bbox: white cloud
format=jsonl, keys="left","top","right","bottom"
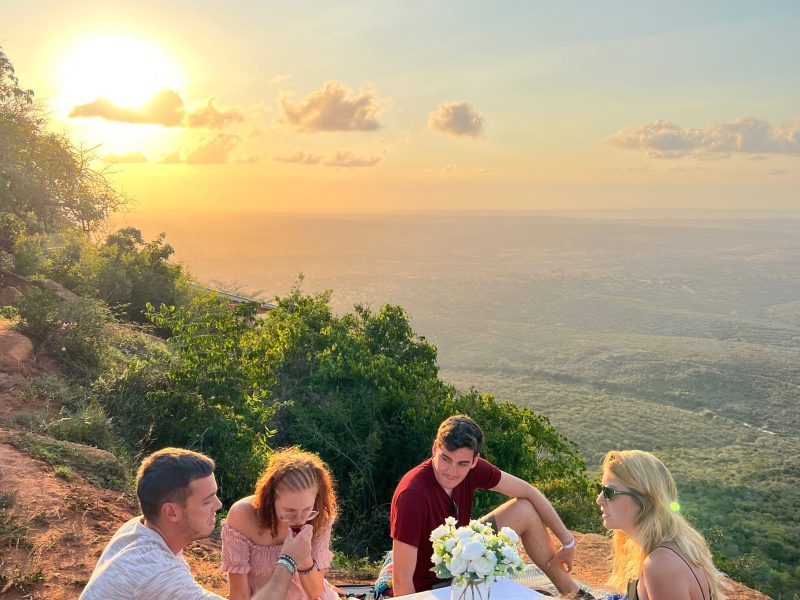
{"left": 607, "top": 117, "right": 800, "bottom": 159}
{"left": 274, "top": 152, "right": 323, "bottom": 165}
{"left": 280, "top": 80, "right": 382, "bottom": 132}
{"left": 323, "top": 151, "right": 381, "bottom": 168}
{"left": 428, "top": 101, "right": 484, "bottom": 138}
{"left": 186, "top": 98, "right": 244, "bottom": 129}
{"left": 273, "top": 150, "right": 381, "bottom": 168}
{"left": 70, "top": 88, "right": 185, "bottom": 126}
{"left": 159, "top": 135, "right": 241, "bottom": 165}
{"left": 70, "top": 89, "right": 245, "bottom": 130}
{"left": 99, "top": 151, "right": 148, "bottom": 164}
{"left": 185, "top": 135, "right": 240, "bottom": 164}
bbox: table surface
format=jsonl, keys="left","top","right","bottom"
{"left": 401, "top": 577, "right": 547, "bottom": 599}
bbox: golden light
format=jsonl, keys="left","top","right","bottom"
{"left": 56, "top": 35, "right": 182, "bottom": 113}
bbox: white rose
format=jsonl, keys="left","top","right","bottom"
{"left": 452, "top": 545, "right": 463, "bottom": 558}
{"left": 444, "top": 538, "right": 457, "bottom": 552}
{"left": 461, "top": 540, "right": 486, "bottom": 561}
{"left": 431, "top": 553, "right": 443, "bottom": 565}
{"left": 448, "top": 556, "right": 469, "bottom": 575}
{"left": 469, "top": 556, "right": 494, "bottom": 578}
{"left": 502, "top": 546, "right": 519, "bottom": 562}
{"left": 430, "top": 524, "right": 451, "bottom": 541}
{"left": 455, "top": 526, "right": 473, "bottom": 540}
{"left": 500, "top": 526, "right": 519, "bottom": 544}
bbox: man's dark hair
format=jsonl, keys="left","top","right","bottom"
{"left": 136, "top": 448, "right": 215, "bottom": 522}
{"left": 435, "top": 415, "right": 484, "bottom": 456}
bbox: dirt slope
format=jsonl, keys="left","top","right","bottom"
{"left": 0, "top": 318, "right": 772, "bottom": 599}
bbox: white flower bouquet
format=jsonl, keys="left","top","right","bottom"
{"left": 429, "top": 517, "right": 525, "bottom": 589}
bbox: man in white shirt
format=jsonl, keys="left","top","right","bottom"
{"left": 81, "top": 448, "right": 311, "bottom": 600}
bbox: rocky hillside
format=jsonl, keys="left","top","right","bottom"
{"left": 0, "top": 319, "right": 771, "bottom": 599}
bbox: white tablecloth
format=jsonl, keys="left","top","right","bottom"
{"left": 401, "top": 577, "right": 547, "bottom": 599}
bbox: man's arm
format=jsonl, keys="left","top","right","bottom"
{"left": 491, "top": 471, "right": 573, "bottom": 544}
{"left": 391, "top": 538, "right": 419, "bottom": 597}
{"left": 490, "top": 469, "right": 576, "bottom": 571}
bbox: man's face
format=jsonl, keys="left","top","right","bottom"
{"left": 431, "top": 444, "right": 479, "bottom": 492}
{"left": 179, "top": 474, "right": 223, "bottom": 541}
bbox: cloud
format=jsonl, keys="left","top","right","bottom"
{"left": 70, "top": 88, "right": 245, "bottom": 130}
{"left": 159, "top": 135, "right": 240, "bottom": 165}
{"left": 185, "top": 135, "right": 240, "bottom": 164}
{"left": 607, "top": 117, "right": 800, "bottom": 159}
{"left": 70, "top": 88, "right": 185, "bottom": 126}
{"left": 273, "top": 150, "right": 381, "bottom": 168}
{"left": 280, "top": 80, "right": 382, "bottom": 132}
{"left": 159, "top": 150, "right": 184, "bottom": 164}
{"left": 274, "top": 152, "right": 323, "bottom": 165}
{"left": 99, "top": 151, "right": 148, "bottom": 164}
{"left": 186, "top": 98, "right": 244, "bottom": 129}
{"left": 323, "top": 151, "right": 381, "bottom": 167}
{"left": 428, "top": 101, "right": 484, "bottom": 138}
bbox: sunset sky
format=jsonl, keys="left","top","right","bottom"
{"left": 4, "top": 1, "right": 800, "bottom": 214}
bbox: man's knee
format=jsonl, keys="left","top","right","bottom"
{"left": 493, "top": 497, "right": 542, "bottom": 531}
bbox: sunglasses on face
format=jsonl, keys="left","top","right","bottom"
{"left": 595, "top": 482, "right": 640, "bottom": 501}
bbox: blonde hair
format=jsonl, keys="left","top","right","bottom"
{"left": 603, "top": 450, "right": 729, "bottom": 599}
{"left": 252, "top": 448, "right": 337, "bottom": 539}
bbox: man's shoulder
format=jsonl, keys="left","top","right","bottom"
{"left": 394, "top": 459, "right": 434, "bottom": 494}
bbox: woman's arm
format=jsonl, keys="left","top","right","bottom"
{"left": 296, "top": 558, "right": 327, "bottom": 599}
{"left": 228, "top": 572, "right": 251, "bottom": 600}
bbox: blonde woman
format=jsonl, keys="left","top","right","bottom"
{"left": 597, "top": 450, "right": 728, "bottom": 600}
{"left": 222, "top": 449, "right": 339, "bottom": 600}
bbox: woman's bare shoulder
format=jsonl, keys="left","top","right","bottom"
{"left": 226, "top": 496, "right": 259, "bottom": 532}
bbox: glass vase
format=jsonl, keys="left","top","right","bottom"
{"left": 450, "top": 579, "right": 491, "bottom": 600}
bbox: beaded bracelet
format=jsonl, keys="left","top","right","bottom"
{"left": 297, "top": 558, "right": 318, "bottom": 576}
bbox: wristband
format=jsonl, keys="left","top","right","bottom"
{"left": 298, "top": 558, "right": 318, "bottom": 576}
{"left": 561, "top": 537, "right": 576, "bottom": 550}
{"left": 277, "top": 554, "right": 297, "bottom": 574}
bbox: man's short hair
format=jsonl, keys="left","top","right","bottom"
{"left": 435, "top": 415, "right": 484, "bottom": 456}
{"left": 136, "top": 448, "right": 215, "bottom": 522}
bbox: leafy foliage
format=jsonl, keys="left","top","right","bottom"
{"left": 45, "top": 227, "right": 188, "bottom": 323}
{"left": 1, "top": 47, "right": 126, "bottom": 236}
{"left": 96, "top": 294, "right": 278, "bottom": 503}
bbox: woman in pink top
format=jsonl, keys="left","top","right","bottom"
{"left": 222, "top": 449, "right": 339, "bottom": 600}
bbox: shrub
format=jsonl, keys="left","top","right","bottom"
{"left": 17, "top": 288, "right": 117, "bottom": 381}
{"left": 46, "top": 401, "right": 115, "bottom": 451}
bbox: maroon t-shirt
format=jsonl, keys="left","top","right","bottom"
{"left": 390, "top": 457, "right": 502, "bottom": 592}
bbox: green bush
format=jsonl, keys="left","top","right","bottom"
{"left": 0, "top": 305, "right": 19, "bottom": 319}
{"left": 11, "top": 234, "right": 47, "bottom": 276}
{"left": 17, "top": 288, "right": 117, "bottom": 381}
{"left": 97, "top": 294, "right": 278, "bottom": 503}
{"left": 46, "top": 401, "right": 115, "bottom": 451}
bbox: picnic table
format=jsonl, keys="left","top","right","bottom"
{"left": 402, "top": 577, "right": 548, "bottom": 599}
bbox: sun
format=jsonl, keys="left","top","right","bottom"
{"left": 57, "top": 35, "right": 182, "bottom": 113}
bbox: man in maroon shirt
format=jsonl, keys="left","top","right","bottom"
{"left": 390, "top": 415, "right": 581, "bottom": 596}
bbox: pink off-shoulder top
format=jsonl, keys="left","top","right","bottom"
{"left": 221, "top": 520, "right": 338, "bottom": 600}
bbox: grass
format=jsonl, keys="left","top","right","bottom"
{"left": 329, "top": 551, "right": 382, "bottom": 582}
{"left": 0, "top": 492, "right": 29, "bottom": 550}
{"left": 9, "top": 431, "right": 128, "bottom": 491}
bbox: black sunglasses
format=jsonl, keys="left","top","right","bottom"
{"left": 595, "top": 482, "right": 640, "bottom": 501}
{"left": 450, "top": 498, "right": 459, "bottom": 518}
